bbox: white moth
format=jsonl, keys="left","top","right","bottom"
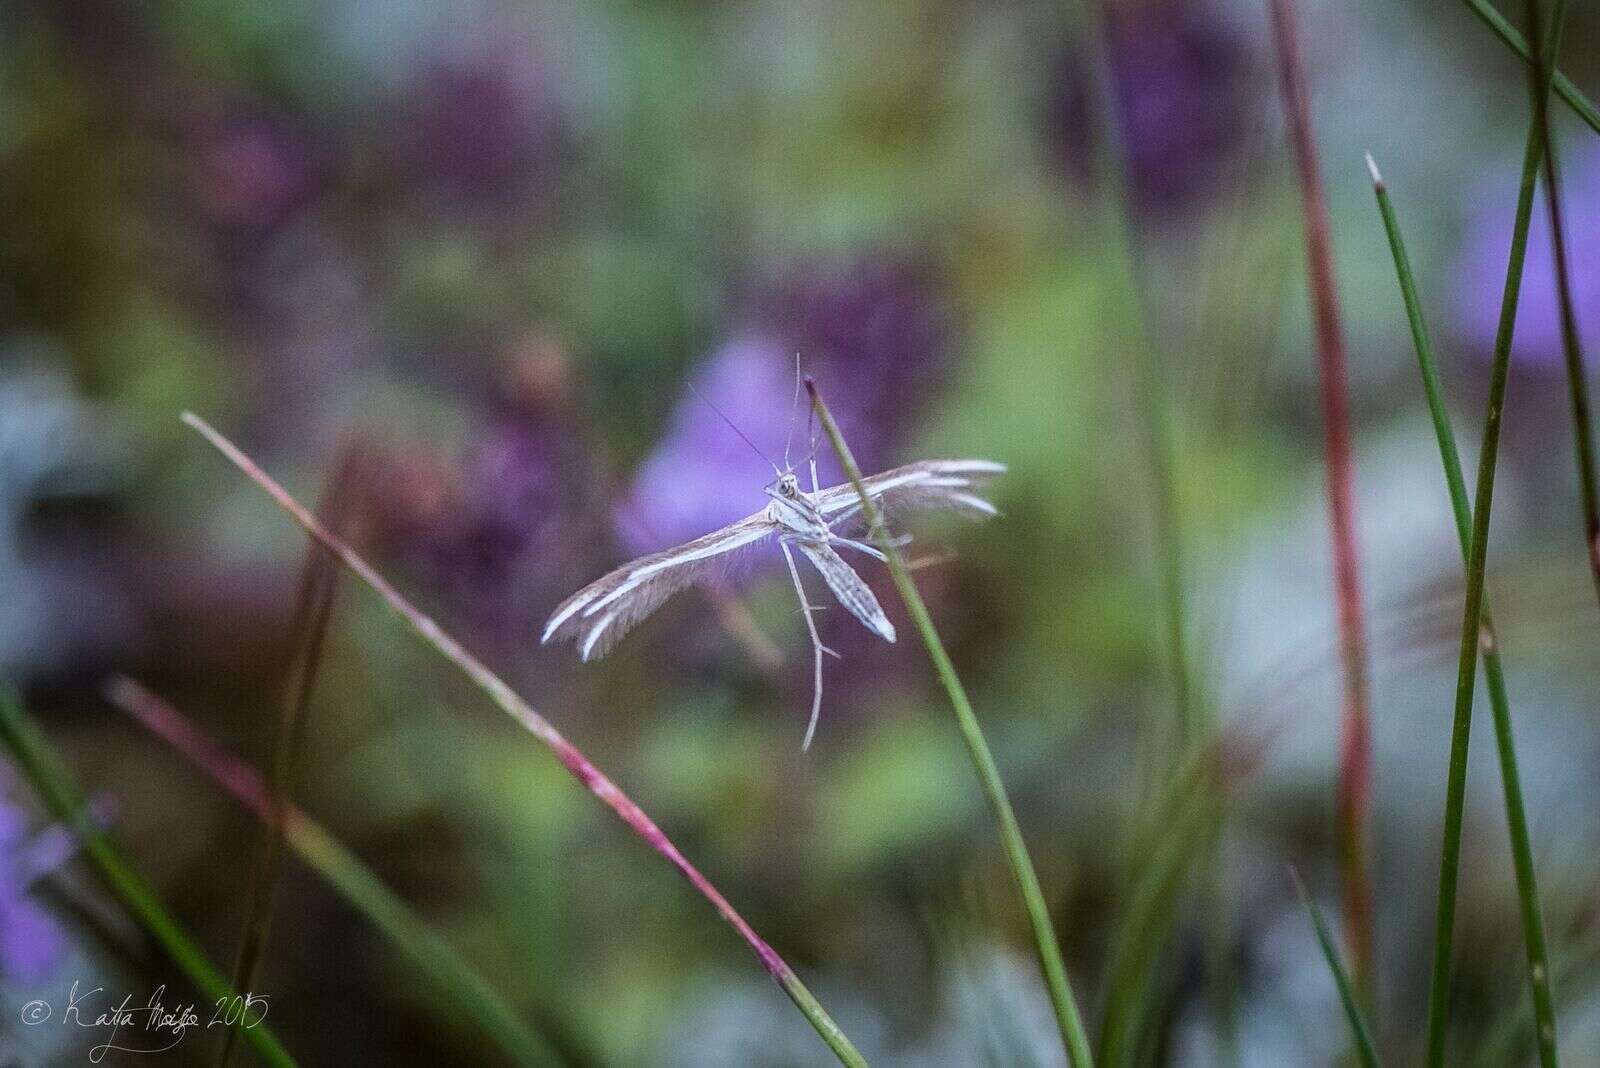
{"left": 543, "top": 392, "right": 1004, "bottom": 748}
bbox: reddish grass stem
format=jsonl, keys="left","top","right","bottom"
{"left": 220, "top": 449, "right": 359, "bottom": 1068}
{"left": 1266, "top": 0, "right": 1376, "bottom": 1003}
{"left": 107, "top": 677, "right": 569, "bottom": 1067}
{"left": 179, "top": 412, "right": 867, "bottom": 1067}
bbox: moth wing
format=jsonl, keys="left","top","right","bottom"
{"left": 796, "top": 542, "right": 896, "bottom": 643}
{"left": 544, "top": 513, "right": 775, "bottom": 661}
{"left": 812, "top": 459, "right": 1006, "bottom": 527}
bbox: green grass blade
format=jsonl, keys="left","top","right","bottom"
{"left": 1458, "top": 0, "right": 1600, "bottom": 136}
{"left": 806, "top": 380, "right": 1094, "bottom": 1068}
{"left": 1526, "top": 38, "right": 1600, "bottom": 612}
{"left": 1098, "top": 782, "right": 1216, "bottom": 1066}
{"left": 1368, "top": 153, "right": 1559, "bottom": 1067}
{"left": 1474, "top": 933, "right": 1600, "bottom": 1068}
{"left": 0, "top": 685, "right": 298, "bottom": 1068}
{"left": 1072, "top": 0, "right": 1195, "bottom": 755}
{"left": 1288, "top": 868, "right": 1380, "bottom": 1068}
{"left": 1099, "top": 728, "right": 1270, "bottom": 1066}
{"left": 1423, "top": 0, "right": 1572, "bottom": 1060}
{"left": 107, "top": 678, "right": 570, "bottom": 1068}
{"left": 178, "top": 412, "right": 868, "bottom": 1068}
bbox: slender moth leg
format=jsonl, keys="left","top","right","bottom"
{"left": 830, "top": 537, "right": 887, "bottom": 561}
{"left": 781, "top": 540, "right": 829, "bottom": 750}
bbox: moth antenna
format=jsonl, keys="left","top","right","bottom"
{"left": 784, "top": 352, "right": 803, "bottom": 471}
{"left": 805, "top": 386, "right": 821, "bottom": 491}
{"left": 686, "top": 380, "right": 781, "bottom": 477}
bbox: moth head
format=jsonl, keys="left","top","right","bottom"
{"left": 777, "top": 472, "right": 800, "bottom": 498}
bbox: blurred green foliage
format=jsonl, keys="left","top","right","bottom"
{"left": 3, "top": 0, "right": 1600, "bottom": 1064}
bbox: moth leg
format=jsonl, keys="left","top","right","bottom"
{"left": 781, "top": 540, "right": 829, "bottom": 750}
{"left": 830, "top": 533, "right": 911, "bottom": 561}
{"left": 831, "top": 536, "right": 886, "bottom": 561}
{"left": 826, "top": 501, "right": 864, "bottom": 528}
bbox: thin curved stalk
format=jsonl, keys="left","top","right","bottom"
{"left": 1527, "top": 52, "right": 1600, "bottom": 611}
{"left": 1288, "top": 868, "right": 1380, "bottom": 1068}
{"left": 107, "top": 678, "right": 571, "bottom": 1068}
{"left": 1368, "top": 154, "right": 1558, "bottom": 1067}
{"left": 1099, "top": 781, "right": 1216, "bottom": 1065}
{"left": 0, "top": 687, "right": 297, "bottom": 1067}
{"left": 1074, "top": 0, "right": 1221, "bottom": 1045}
{"left": 1076, "top": 0, "right": 1194, "bottom": 752}
{"left": 221, "top": 450, "right": 358, "bottom": 1068}
{"left": 180, "top": 412, "right": 868, "bottom": 1068}
{"left": 1474, "top": 934, "right": 1600, "bottom": 1068}
{"left": 805, "top": 381, "right": 1094, "bottom": 1068}
{"left": 1423, "top": 0, "right": 1571, "bottom": 1058}
{"left": 1458, "top": 0, "right": 1600, "bottom": 136}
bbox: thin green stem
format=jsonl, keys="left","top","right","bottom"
{"left": 1369, "top": 153, "right": 1558, "bottom": 1067}
{"left": 1072, "top": 17, "right": 1222, "bottom": 1049}
{"left": 1423, "top": 0, "right": 1570, "bottom": 1059}
{"left": 1424, "top": 123, "right": 1539, "bottom": 1068}
{"left": 1288, "top": 868, "right": 1380, "bottom": 1068}
{"left": 1077, "top": 0, "right": 1195, "bottom": 751}
{"left": 1474, "top": 933, "right": 1600, "bottom": 1068}
{"left": 806, "top": 381, "right": 1094, "bottom": 1068}
{"left": 180, "top": 412, "right": 868, "bottom": 1068}
{"left": 0, "top": 687, "right": 297, "bottom": 1067}
{"left": 1099, "top": 778, "right": 1216, "bottom": 1065}
{"left": 1457, "top": 0, "right": 1600, "bottom": 136}
{"left": 1527, "top": 48, "right": 1600, "bottom": 611}
{"left": 108, "top": 677, "right": 571, "bottom": 1068}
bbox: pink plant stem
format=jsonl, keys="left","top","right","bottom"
{"left": 178, "top": 413, "right": 866, "bottom": 1066}
{"left": 114, "top": 673, "right": 785, "bottom": 963}
{"left": 1266, "top": 0, "right": 1376, "bottom": 1002}
{"left": 109, "top": 677, "right": 292, "bottom": 826}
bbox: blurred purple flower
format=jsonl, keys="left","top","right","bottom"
{"left": 617, "top": 334, "right": 809, "bottom": 559}
{"left": 372, "top": 344, "right": 599, "bottom": 638}
{"left": 190, "top": 110, "right": 322, "bottom": 231}
{"left": 401, "top": 40, "right": 567, "bottom": 214}
{"left": 777, "top": 256, "right": 952, "bottom": 459}
{"left": 617, "top": 255, "right": 954, "bottom": 555}
{"left": 1450, "top": 142, "right": 1600, "bottom": 368}
{"left": 0, "top": 801, "right": 70, "bottom": 982}
{"left": 1047, "top": 0, "right": 1255, "bottom": 213}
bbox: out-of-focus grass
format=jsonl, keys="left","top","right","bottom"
{"left": 0, "top": 685, "right": 298, "bottom": 1068}
{"left": 1424, "top": 0, "right": 1573, "bottom": 1061}
{"left": 220, "top": 448, "right": 357, "bottom": 1068}
{"left": 1289, "top": 867, "right": 1379, "bottom": 1068}
{"left": 1456, "top": 0, "right": 1600, "bottom": 134}
{"left": 1523, "top": 0, "right": 1600, "bottom": 610}
{"left": 1369, "top": 152, "right": 1557, "bottom": 1068}
{"left": 106, "top": 677, "right": 571, "bottom": 1068}
{"left": 181, "top": 411, "right": 868, "bottom": 1067}
{"left": 1098, "top": 781, "right": 1216, "bottom": 1066}
{"left": 810, "top": 380, "right": 1093, "bottom": 1068}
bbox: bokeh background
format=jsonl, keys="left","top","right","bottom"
{"left": 3, "top": 0, "right": 1600, "bottom": 1064}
